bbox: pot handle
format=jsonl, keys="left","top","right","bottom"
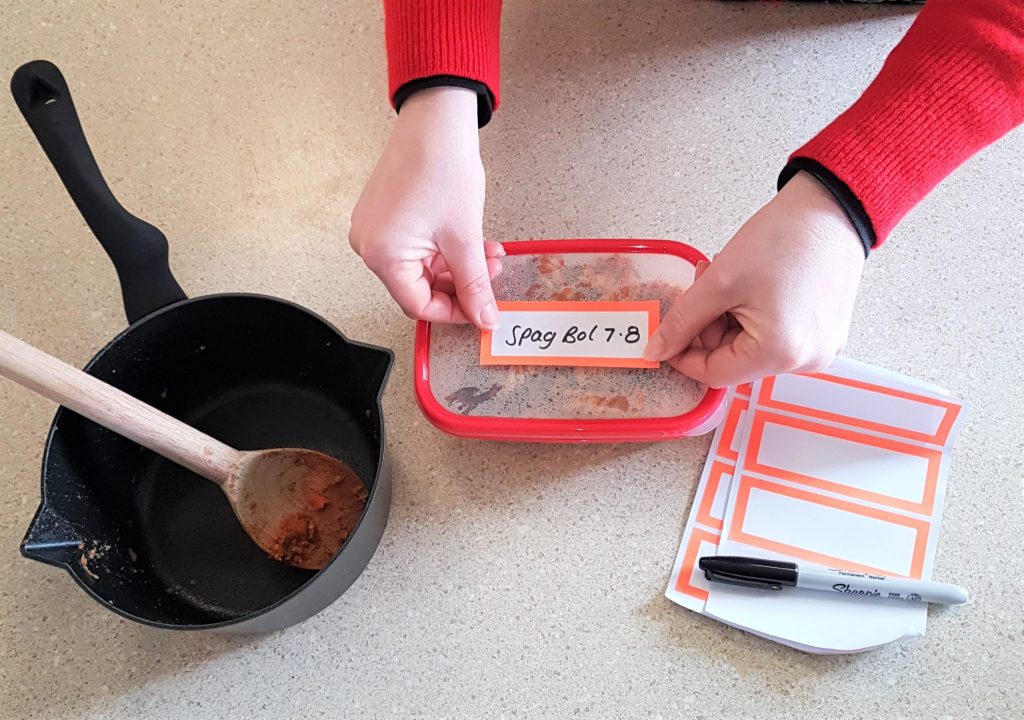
{"left": 11, "top": 60, "right": 186, "bottom": 325}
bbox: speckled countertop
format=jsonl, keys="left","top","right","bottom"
{"left": 1, "top": 2, "right": 1022, "bottom": 718}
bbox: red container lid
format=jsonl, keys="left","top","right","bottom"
{"left": 414, "top": 239, "right": 728, "bottom": 443}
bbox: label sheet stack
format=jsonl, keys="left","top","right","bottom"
{"left": 666, "top": 358, "right": 967, "bottom": 653}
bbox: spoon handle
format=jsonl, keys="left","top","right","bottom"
{"left": 0, "top": 329, "right": 239, "bottom": 484}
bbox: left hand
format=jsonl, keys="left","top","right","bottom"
{"left": 643, "top": 171, "right": 866, "bottom": 387}
{"left": 349, "top": 87, "right": 503, "bottom": 328}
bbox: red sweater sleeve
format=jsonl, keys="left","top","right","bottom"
{"left": 790, "top": 0, "right": 1024, "bottom": 247}
{"left": 384, "top": 0, "right": 503, "bottom": 110}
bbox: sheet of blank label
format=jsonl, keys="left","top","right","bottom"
{"left": 666, "top": 358, "right": 967, "bottom": 653}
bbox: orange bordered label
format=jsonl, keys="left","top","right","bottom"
{"left": 480, "top": 300, "right": 660, "bottom": 369}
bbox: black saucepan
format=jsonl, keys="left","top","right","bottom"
{"left": 10, "top": 60, "right": 393, "bottom": 633}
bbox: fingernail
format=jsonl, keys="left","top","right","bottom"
{"left": 480, "top": 302, "right": 500, "bottom": 330}
{"left": 643, "top": 334, "right": 665, "bottom": 361}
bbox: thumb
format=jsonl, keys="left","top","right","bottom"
{"left": 438, "top": 230, "right": 500, "bottom": 330}
{"left": 643, "top": 265, "right": 729, "bottom": 362}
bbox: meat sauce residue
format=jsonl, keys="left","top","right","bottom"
{"left": 581, "top": 394, "right": 630, "bottom": 412}
{"left": 263, "top": 453, "right": 368, "bottom": 570}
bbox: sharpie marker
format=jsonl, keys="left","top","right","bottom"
{"left": 699, "top": 556, "right": 970, "bottom": 605}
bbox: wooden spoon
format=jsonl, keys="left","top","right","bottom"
{"left": 0, "top": 329, "right": 367, "bottom": 570}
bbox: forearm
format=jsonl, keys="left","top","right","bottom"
{"left": 781, "top": 0, "right": 1024, "bottom": 251}
{"left": 384, "top": 0, "right": 503, "bottom": 126}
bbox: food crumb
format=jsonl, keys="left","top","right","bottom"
{"left": 307, "top": 494, "right": 331, "bottom": 511}
{"left": 538, "top": 255, "right": 566, "bottom": 274}
{"left": 585, "top": 395, "right": 630, "bottom": 412}
{"left": 78, "top": 553, "right": 99, "bottom": 580}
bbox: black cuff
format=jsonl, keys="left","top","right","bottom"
{"left": 778, "top": 158, "right": 875, "bottom": 258}
{"left": 393, "top": 75, "right": 495, "bottom": 128}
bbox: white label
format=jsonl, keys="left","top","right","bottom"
{"left": 736, "top": 480, "right": 923, "bottom": 578}
{"left": 480, "top": 301, "right": 660, "bottom": 369}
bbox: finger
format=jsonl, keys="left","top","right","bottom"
{"left": 643, "top": 270, "right": 729, "bottom": 361}
{"left": 432, "top": 275, "right": 456, "bottom": 296}
{"left": 439, "top": 232, "right": 501, "bottom": 330}
{"left": 430, "top": 257, "right": 503, "bottom": 296}
{"left": 668, "top": 331, "right": 780, "bottom": 388}
{"left": 793, "top": 351, "right": 838, "bottom": 376}
{"left": 692, "top": 262, "right": 713, "bottom": 344}
{"left": 696, "top": 322, "right": 741, "bottom": 355}
{"left": 431, "top": 252, "right": 504, "bottom": 281}
{"left": 719, "top": 326, "right": 741, "bottom": 347}
{"left": 698, "top": 314, "right": 729, "bottom": 350}
{"left": 377, "top": 258, "right": 470, "bottom": 324}
{"left": 484, "top": 240, "right": 506, "bottom": 258}
{"left": 488, "top": 257, "right": 503, "bottom": 279}
{"left": 427, "top": 253, "right": 449, "bottom": 275}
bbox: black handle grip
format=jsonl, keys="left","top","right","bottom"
{"left": 11, "top": 60, "right": 186, "bottom": 325}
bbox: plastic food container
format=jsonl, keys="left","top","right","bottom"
{"left": 414, "top": 239, "right": 728, "bottom": 442}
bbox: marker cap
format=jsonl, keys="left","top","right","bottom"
{"left": 699, "top": 556, "right": 799, "bottom": 591}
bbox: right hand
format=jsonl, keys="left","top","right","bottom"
{"left": 349, "top": 86, "right": 503, "bottom": 329}
{"left": 643, "top": 171, "right": 866, "bottom": 387}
